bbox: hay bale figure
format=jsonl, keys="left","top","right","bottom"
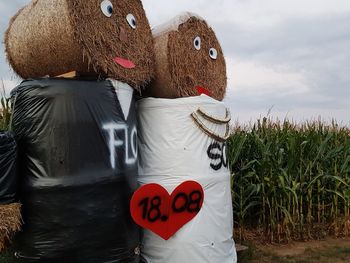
{"left": 145, "top": 12, "right": 227, "bottom": 100}
{"left": 10, "top": 79, "right": 141, "bottom": 262}
{"left": 5, "top": 0, "right": 155, "bottom": 88}
{"left": 137, "top": 13, "right": 237, "bottom": 263}
{"left": 3, "top": 0, "right": 156, "bottom": 259}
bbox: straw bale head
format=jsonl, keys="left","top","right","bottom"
{"left": 5, "top": 0, "right": 155, "bottom": 88}
{"left": 147, "top": 13, "right": 227, "bottom": 100}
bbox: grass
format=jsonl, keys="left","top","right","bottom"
{"left": 0, "top": 80, "right": 11, "bottom": 130}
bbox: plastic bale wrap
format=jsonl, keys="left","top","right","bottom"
{"left": 0, "top": 132, "right": 22, "bottom": 251}
{"left": 10, "top": 79, "right": 140, "bottom": 262}
{"left": 0, "top": 132, "right": 17, "bottom": 204}
{"left": 137, "top": 95, "right": 237, "bottom": 263}
{"left": 5, "top": 0, "right": 155, "bottom": 89}
{"left": 145, "top": 13, "right": 227, "bottom": 101}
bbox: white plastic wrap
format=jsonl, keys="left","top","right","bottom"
{"left": 137, "top": 95, "right": 237, "bottom": 263}
{"left": 152, "top": 12, "right": 205, "bottom": 37}
{"left": 108, "top": 79, "right": 134, "bottom": 120}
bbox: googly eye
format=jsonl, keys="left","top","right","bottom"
{"left": 126, "top": 14, "right": 137, "bottom": 29}
{"left": 209, "top": 48, "right": 218, "bottom": 60}
{"left": 194, "top": 36, "right": 201, "bottom": 50}
{"left": 101, "top": 0, "right": 113, "bottom": 17}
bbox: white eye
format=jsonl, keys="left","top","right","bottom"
{"left": 126, "top": 14, "right": 137, "bottom": 29}
{"left": 209, "top": 48, "right": 218, "bottom": 60}
{"left": 101, "top": 0, "right": 113, "bottom": 17}
{"left": 193, "top": 36, "right": 201, "bottom": 50}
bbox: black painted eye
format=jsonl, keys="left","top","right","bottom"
{"left": 209, "top": 48, "right": 218, "bottom": 60}
{"left": 101, "top": 0, "right": 113, "bottom": 17}
{"left": 126, "top": 14, "right": 137, "bottom": 29}
{"left": 194, "top": 36, "right": 201, "bottom": 50}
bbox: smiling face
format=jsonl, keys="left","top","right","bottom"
{"left": 147, "top": 15, "right": 226, "bottom": 101}
{"left": 169, "top": 17, "right": 227, "bottom": 100}
{"left": 5, "top": 0, "right": 154, "bottom": 87}
{"left": 67, "top": 0, "right": 155, "bottom": 87}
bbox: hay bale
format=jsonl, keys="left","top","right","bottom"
{"left": 0, "top": 203, "right": 22, "bottom": 252}
{"left": 146, "top": 12, "right": 227, "bottom": 101}
{"left": 5, "top": 0, "right": 155, "bottom": 88}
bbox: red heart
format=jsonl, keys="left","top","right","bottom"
{"left": 130, "top": 181, "right": 204, "bottom": 240}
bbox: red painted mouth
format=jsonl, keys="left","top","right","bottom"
{"left": 113, "top": 57, "right": 136, "bottom": 69}
{"left": 196, "top": 86, "right": 211, "bottom": 97}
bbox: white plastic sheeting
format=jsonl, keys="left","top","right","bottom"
{"left": 137, "top": 95, "right": 237, "bottom": 263}
{"left": 152, "top": 12, "right": 205, "bottom": 37}
{"left": 108, "top": 79, "right": 134, "bottom": 120}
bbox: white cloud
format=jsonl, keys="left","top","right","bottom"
{"left": 227, "top": 58, "right": 309, "bottom": 95}
{"left": 0, "top": 79, "right": 20, "bottom": 97}
{"left": 228, "top": 107, "right": 350, "bottom": 126}
{"left": 143, "top": 0, "right": 350, "bottom": 28}
{"left": 0, "top": 0, "right": 349, "bottom": 124}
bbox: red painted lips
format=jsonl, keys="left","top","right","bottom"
{"left": 113, "top": 57, "right": 136, "bottom": 69}
{"left": 196, "top": 86, "right": 211, "bottom": 97}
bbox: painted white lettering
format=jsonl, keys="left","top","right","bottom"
{"left": 129, "top": 126, "right": 138, "bottom": 164}
{"left": 103, "top": 123, "right": 137, "bottom": 169}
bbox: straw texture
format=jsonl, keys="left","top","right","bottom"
{"left": 146, "top": 15, "right": 227, "bottom": 101}
{"left": 5, "top": 0, "right": 155, "bottom": 89}
{"left": 0, "top": 203, "right": 22, "bottom": 252}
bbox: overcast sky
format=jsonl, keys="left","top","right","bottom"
{"left": 1, "top": 0, "right": 349, "bottom": 125}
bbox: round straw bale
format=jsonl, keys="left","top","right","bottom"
{"left": 146, "top": 13, "right": 227, "bottom": 101}
{"left": 5, "top": 0, "right": 155, "bottom": 88}
{"left": 0, "top": 203, "right": 22, "bottom": 251}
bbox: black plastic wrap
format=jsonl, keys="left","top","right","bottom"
{"left": 10, "top": 79, "right": 140, "bottom": 262}
{"left": 0, "top": 131, "right": 17, "bottom": 204}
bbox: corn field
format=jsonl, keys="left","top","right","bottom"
{"left": 229, "top": 118, "right": 350, "bottom": 243}
{"left": 0, "top": 80, "right": 11, "bottom": 130}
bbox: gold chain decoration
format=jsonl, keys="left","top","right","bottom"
{"left": 191, "top": 108, "right": 231, "bottom": 142}
{"left": 197, "top": 108, "right": 231, "bottom": 124}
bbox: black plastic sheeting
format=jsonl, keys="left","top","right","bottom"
{"left": 10, "top": 78, "right": 140, "bottom": 262}
{"left": 0, "top": 131, "right": 17, "bottom": 205}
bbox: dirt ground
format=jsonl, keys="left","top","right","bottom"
{"left": 239, "top": 237, "right": 350, "bottom": 263}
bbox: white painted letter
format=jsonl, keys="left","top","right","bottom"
{"left": 103, "top": 123, "right": 137, "bottom": 169}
